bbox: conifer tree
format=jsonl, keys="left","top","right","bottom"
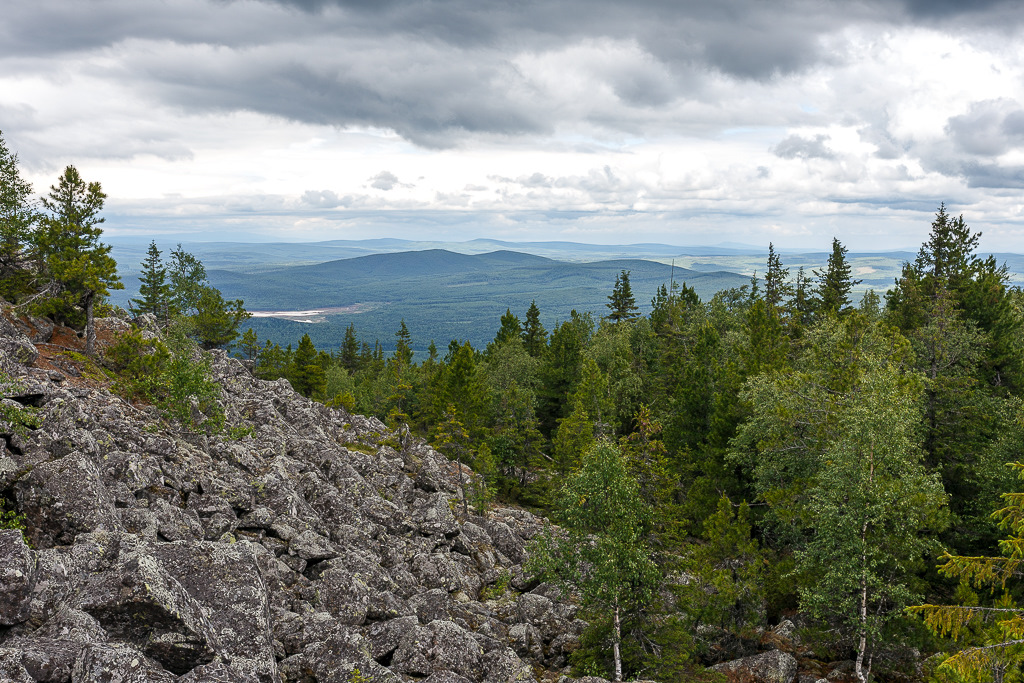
{"left": 910, "top": 460, "right": 1024, "bottom": 682}
{"left": 340, "top": 323, "right": 359, "bottom": 372}
{"left": 0, "top": 130, "right": 35, "bottom": 299}
{"left": 607, "top": 270, "right": 639, "bottom": 322}
{"left": 763, "top": 242, "right": 791, "bottom": 312}
{"left": 239, "top": 328, "right": 260, "bottom": 361}
{"left": 35, "top": 165, "right": 122, "bottom": 356}
{"left": 492, "top": 308, "right": 522, "bottom": 348}
{"left": 522, "top": 300, "right": 548, "bottom": 357}
{"left": 130, "top": 241, "right": 170, "bottom": 322}
{"left": 394, "top": 319, "right": 413, "bottom": 365}
{"left": 814, "top": 237, "right": 861, "bottom": 316}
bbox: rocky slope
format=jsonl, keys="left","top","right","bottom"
{"left": 0, "top": 313, "right": 587, "bottom": 682}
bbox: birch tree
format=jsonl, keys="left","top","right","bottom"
{"left": 526, "top": 440, "right": 658, "bottom": 681}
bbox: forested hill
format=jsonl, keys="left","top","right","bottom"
{"left": 200, "top": 249, "right": 747, "bottom": 353}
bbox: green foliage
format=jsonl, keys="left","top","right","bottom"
{"left": 104, "top": 326, "right": 172, "bottom": 400}
{"left": 527, "top": 440, "right": 658, "bottom": 681}
{"left": 130, "top": 241, "right": 171, "bottom": 322}
{"left": 814, "top": 237, "right": 861, "bottom": 317}
{"left": 0, "top": 130, "right": 36, "bottom": 302}
{"left": 0, "top": 502, "right": 28, "bottom": 543}
{"left": 911, "top": 462, "right": 1024, "bottom": 683}
{"left": 106, "top": 321, "right": 224, "bottom": 432}
{"left": 607, "top": 269, "right": 639, "bottom": 323}
{"left": 33, "top": 165, "right": 122, "bottom": 355}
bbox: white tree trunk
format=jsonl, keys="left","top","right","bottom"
{"left": 613, "top": 601, "right": 623, "bottom": 682}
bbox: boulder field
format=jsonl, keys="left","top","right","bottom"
{"left": 0, "top": 315, "right": 585, "bottom": 682}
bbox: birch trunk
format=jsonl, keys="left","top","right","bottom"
{"left": 613, "top": 601, "right": 622, "bottom": 682}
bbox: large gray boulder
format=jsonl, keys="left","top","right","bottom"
{"left": 0, "top": 529, "right": 35, "bottom": 625}
{"left": 712, "top": 650, "right": 799, "bottom": 683}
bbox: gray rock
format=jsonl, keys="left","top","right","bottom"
{"left": 712, "top": 650, "right": 799, "bottom": 683}
{"left": 71, "top": 643, "right": 176, "bottom": 682}
{"left": 79, "top": 545, "right": 217, "bottom": 675}
{"left": 0, "top": 529, "right": 35, "bottom": 625}
{"left": 0, "top": 648, "right": 34, "bottom": 683}
{"left": 151, "top": 540, "right": 278, "bottom": 683}
{"left": 17, "top": 451, "right": 121, "bottom": 548}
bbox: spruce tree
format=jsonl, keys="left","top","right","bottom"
{"left": 607, "top": 270, "right": 639, "bottom": 322}
{"left": 763, "top": 242, "right": 791, "bottom": 312}
{"left": 814, "top": 238, "right": 861, "bottom": 316}
{"left": 340, "top": 323, "right": 359, "bottom": 372}
{"left": 130, "top": 241, "right": 170, "bottom": 323}
{"left": 522, "top": 300, "right": 548, "bottom": 357}
{"left": 492, "top": 309, "right": 522, "bottom": 348}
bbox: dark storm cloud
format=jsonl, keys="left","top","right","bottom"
{"left": 3, "top": 0, "right": 1021, "bottom": 149}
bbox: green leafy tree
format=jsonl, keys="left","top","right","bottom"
{"left": 527, "top": 440, "right": 659, "bottom": 681}
{"left": 35, "top": 165, "right": 122, "bottom": 356}
{"left": 734, "top": 315, "right": 948, "bottom": 682}
{"left": 167, "top": 245, "right": 208, "bottom": 316}
{"left": 607, "top": 269, "right": 639, "bottom": 323}
{"left": 130, "top": 241, "right": 171, "bottom": 323}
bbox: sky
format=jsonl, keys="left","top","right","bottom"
{"left": 4, "top": 0, "right": 1024, "bottom": 252}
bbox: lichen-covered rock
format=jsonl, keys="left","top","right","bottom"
{"left": 150, "top": 540, "right": 278, "bottom": 683}
{"left": 71, "top": 643, "right": 177, "bottom": 683}
{"left": 79, "top": 544, "right": 218, "bottom": 675}
{"left": 0, "top": 529, "right": 35, "bottom": 625}
{"left": 712, "top": 650, "right": 799, "bottom": 683}
{"left": 16, "top": 451, "right": 121, "bottom": 548}
{"left": 0, "top": 648, "right": 34, "bottom": 683}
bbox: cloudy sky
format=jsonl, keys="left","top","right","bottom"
{"left": 4, "top": 0, "right": 1024, "bottom": 251}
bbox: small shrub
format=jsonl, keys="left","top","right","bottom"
{"left": 0, "top": 500, "right": 28, "bottom": 544}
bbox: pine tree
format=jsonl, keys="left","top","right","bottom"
{"left": 0, "top": 130, "right": 35, "bottom": 300}
{"left": 607, "top": 270, "right": 639, "bottom": 322}
{"left": 35, "top": 165, "right": 122, "bottom": 356}
{"left": 130, "top": 241, "right": 170, "bottom": 322}
{"left": 239, "top": 328, "right": 260, "bottom": 361}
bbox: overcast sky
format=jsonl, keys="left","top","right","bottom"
{"left": 4, "top": 0, "right": 1024, "bottom": 251}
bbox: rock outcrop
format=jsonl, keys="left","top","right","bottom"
{"left": 0, "top": 316, "right": 586, "bottom": 682}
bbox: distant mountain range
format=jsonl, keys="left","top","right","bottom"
{"left": 105, "top": 237, "right": 1024, "bottom": 355}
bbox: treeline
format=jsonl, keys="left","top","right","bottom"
{"left": 242, "top": 212, "right": 1024, "bottom": 681}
